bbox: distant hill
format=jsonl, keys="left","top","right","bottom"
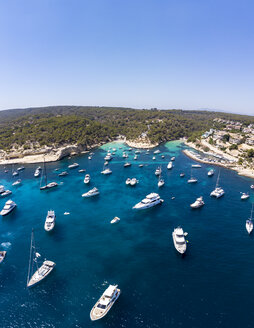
{"left": 0, "top": 106, "right": 253, "bottom": 151}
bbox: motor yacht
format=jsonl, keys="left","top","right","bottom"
{"left": 12, "top": 179, "right": 22, "bottom": 186}
{"left": 44, "top": 210, "right": 56, "bottom": 232}
{"left": 167, "top": 161, "right": 173, "bottom": 169}
{"left": 210, "top": 171, "right": 224, "bottom": 198}
{"left": 172, "top": 227, "right": 187, "bottom": 254}
{"left": 0, "top": 251, "right": 6, "bottom": 264}
{"left": 78, "top": 169, "right": 86, "bottom": 173}
{"left": 90, "top": 285, "right": 120, "bottom": 321}
{"left": 34, "top": 167, "right": 41, "bottom": 177}
{"left": 84, "top": 174, "right": 90, "bottom": 184}
{"left": 171, "top": 157, "right": 175, "bottom": 161}
{"left": 190, "top": 196, "right": 205, "bottom": 208}
{"left": 0, "top": 185, "right": 5, "bottom": 194}
{"left": 110, "top": 217, "right": 120, "bottom": 224}
{"left": 101, "top": 167, "right": 112, "bottom": 175}
{"left": 58, "top": 171, "right": 68, "bottom": 177}
{"left": 0, "top": 200, "right": 17, "bottom": 216}
{"left": 155, "top": 167, "right": 162, "bottom": 176}
{"left": 82, "top": 187, "right": 100, "bottom": 198}
{"left": 208, "top": 169, "right": 214, "bottom": 177}
{"left": 133, "top": 193, "right": 164, "bottom": 210}
{"left": 241, "top": 193, "right": 250, "bottom": 200}
{"left": 1, "top": 190, "right": 12, "bottom": 197}
{"left": 158, "top": 178, "right": 165, "bottom": 188}
{"left": 124, "top": 162, "right": 131, "bottom": 167}
{"left": 104, "top": 153, "right": 113, "bottom": 161}
{"left": 68, "top": 163, "right": 79, "bottom": 169}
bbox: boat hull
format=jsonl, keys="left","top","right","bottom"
{"left": 90, "top": 289, "right": 120, "bottom": 321}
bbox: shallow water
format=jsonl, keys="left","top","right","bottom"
{"left": 0, "top": 141, "right": 254, "bottom": 328}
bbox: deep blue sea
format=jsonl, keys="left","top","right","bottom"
{"left": 0, "top": 141, "right": 254, "bottom": 328}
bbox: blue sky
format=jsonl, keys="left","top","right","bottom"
{"left": 0, "top": 0, "right": 253, "bottom": 114}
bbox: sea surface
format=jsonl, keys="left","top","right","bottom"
{"left": 0, "top": 141, "right": 254, "bottom": 328}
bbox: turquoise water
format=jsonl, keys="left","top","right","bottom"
{"left": 0, "top": 141, "right": 254, "bottom": 328}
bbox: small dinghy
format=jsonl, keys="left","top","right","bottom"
{"left": 64, "top": 212, "right": 70, "bottom": 215}
{"left": 110, "top": 217, "right": 120, "bottom": 224}
{"left": 241, "top": 192, "right": 250, "bottom": 200}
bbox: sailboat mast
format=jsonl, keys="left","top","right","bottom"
{"left": 216, "top": 170, "right": 221, "bottom": 188}
{"left": 27, "top": 229, "right": 34, "bottom": 286}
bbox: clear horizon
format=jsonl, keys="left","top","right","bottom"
{"left": 0, "top": 0, "right": 254, "bottom": 115}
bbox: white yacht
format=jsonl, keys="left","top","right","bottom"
{"left": 17, "top": 166, "right": 25, "bottom": 171}
{"left": 210, "top": 171, "right": 224, "bottom": 198}
{"left": 158, "top": 178, "right": 165, "bottom": 188}
{"left": 190, "top": 196, "right": 205, "bottom": 208}
{"left": 110, "top": 217, "right": 120, "bottom": 224}
{"left": 135, "top": 150, "right": 141, "bottom": 154}
{"left": 122, "top": 152, "right": 128, "bottom": 158}
{"left": 124, "top": 162, "right": 131, "bottom": 167}
{"left": 34, "top": 167, "right": 42, "bottom": 177}
{"left": 172, "top": 227, "right": 187, "bottom": 254}
{"left": 90, "top": 285, "right": 121, "bottom": 321}
{"left": 82, "top": 187, "right": 99, "bottom": 198}
{"left": 12, "top": 179, "right": 22, "bottom": 186}
{"left": 133, "top": 193, "right": 164, "bottom": 210}
{"left": 78, "top": 169, "right": 86, "bottom": 173}
{"left": 130, "top": 178, "right": 138, "bottom": 186}
{"left": 154, "top": 150, "right": 160, "bottom": 154}
{"left": 0, "top": 200, "right": 17, "bottom": 216}
{"left": 88, "top": 156, "right": 92, "bottom": 160}
{"left": 180, "top": 173, "right": 185, "bottom": 177}
{"left": 155, "top": 166, "right": 162, "bottom": 176}
{"left": 192, "top": 164, "right": 201, "bottom": 168}
{"left": 208, "top": 169, "right": 214, "bottom": 177}
{"left": 104, "top": 153, "right": 113, "bottom": 161}
{"left": 58, "top": 171, "right": 68, "bottom": 177}
{"left": 126, "top": 178, "right": 131, "bottom": 185}
{"left": 171, "top": 156, "right": 175, "bottom": 161}
{"left": 12, "top": 171, "right": 19, "bottom": 177}
{"left": 27, "top": 230, "right": 55, "bottom": 288}
{"left": 152, "top": 156, "right": 156, "bottom": 160}
{"left": 44, "top": 211, "right": 56, "bottom": 232}
{"left": 1, "top": 190, "right": 12, "bottom": 197}
{"left": 139, "top": 164, "right": 144, "bottom": 168}
{"left": 251, "top": 185, "right": 254, "bottom": 189}
{"left": 68, "top": 163, "right": 79, "bottom": 169}
{"left": 101, "top": 167, "right": 112, "bottom": 175}
{"left": 187, "top": 168, "right": 197, "bottom": 183}
{"left": 167, "top": 161, "right": 173, "bottom": 169}
{"left": 84, "top": 174, "right": 90, "bottom": 184}
{"left": 161, "top": 155, "right": 165, "bottom": 159}
{"left": 0, "top": 185, "right": 5, "bottom": 194}
{"left": 246, "top": 204, "right": 254, "bottom": 234}
{"left": 241, "top": 193, "right": 250, "bottom": 200}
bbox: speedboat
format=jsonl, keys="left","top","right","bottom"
{"left": 110, "top": 217, "right": 120, "bottom": 224}
{"left": 172, "top": 227, "right": 187, "bottom": 254}
{"left": 12, "top": 171, "right": 19, "bottom": 177}
{"left": 126, "top": 178, "right": 131, "bottom": 185}
{"left": 0, "top": 251, "right": 7, "bottom": 264}
{"left": 208, "top": 169, "right": 214, "bottom": 177}
{"left": 171, "top": 157, "right": 175, "bottom": 161}
{"left": 12, "top": 179, "right": 22, "bottom": 186}
{"left": 101, "top": 168, "right": 112, "bottom": 175}
{"left": 90, "top": 285, "right": 121, "bottom": 321}
{"left": 68, "top": 163, "right": 79, "bottom": 169}
{"left": 133, "top": 193, "right": 164, "bottom": 210}
{"left": 88, "top": 156, "right": 92, "bottom": 160}
{"left": 187, "top": 177, "right": 197, "bottom": 183}
{"left": 44, "top": 210, "right": 56, "bottom": 232}
{"left": 84, "top": 174, "right": 90, "bottom": 184}
{"left": 130, "top": 178, "right": 138, "bottom": 186}
{"left": 192, "top": 164, "right": 201, "bottom": 168}
{"left": 1, "top": 190, "right": 12, "bottom": 197}
{"left": 158, "top": 178, "right": 165, "bottom": 188}
{"left": 139, "top": 164, "right": 144, "bottom": 168}
{"left": 190, "top": 196, "right": 205, "bottom": 208}
{"left": 17, "top": 166, "right": 25, "bottom": 171}
{"left": 241, "top": 193, "right": 250, "bottom": 200}
{"left": 167, "top": 162, "right": 173, "bottom": 170}
{"left": 124, "top": 162, "right": 131, "bottom": 167}
{"left": 34, "top": 167, "right": 41, "bottom": 177}
{"left": 155, "top": 167, "right": 162, "bottom": 176}
{"left": 58, "top": 171, "right": 68, "bottom": 177}
{"left": 82, "top": 187, "right": 99, "bottom": 198}
{"left": 78, "top": 169, "right": 86, "bottom": 173}
{"left": 251, "top": 185, "right": 254, "bottom": 189}
{"left": 154, "top": 150, "right": 160, "bottom": 154}
{"left": 161, "top": 155, "right": 165, "bottom": 159}
{"left": 180, "top": 173, "right": 185, "bottom": 177}
{"left": 0, "top": 200, "right": 17, "bottom": 216}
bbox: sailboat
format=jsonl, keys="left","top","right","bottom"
{"left": 246, "top": 204, "right": 254, "bottom": 235}
{"left": 40, "top": 158, "right": 58, "bottom": 190}
{"left": 210, "top": 170, "right": 224, "bottom": 198}
{"left": 187, "top": 168, "right": 197, "bottom": 183}
{"left": 27, "top": 230, "right": 55, "bottom": 288}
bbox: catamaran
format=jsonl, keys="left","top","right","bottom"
{"left": 90, "top": 284, "right": 121, "bottom": 321}
{"left": 40, "top": 159, "right": 58, "bottom": 190}
{"left": 210, "top": 170, "right": 224, "bottom": 198}
{"left": 246, "top": 204, "right": 254, "bottom": 234}
{"left": 27, "top": 230, "right": 55, "bottom": 288}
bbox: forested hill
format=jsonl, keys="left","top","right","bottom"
{"left": 0, "top": 106, "right": 253, "bottom": 150}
